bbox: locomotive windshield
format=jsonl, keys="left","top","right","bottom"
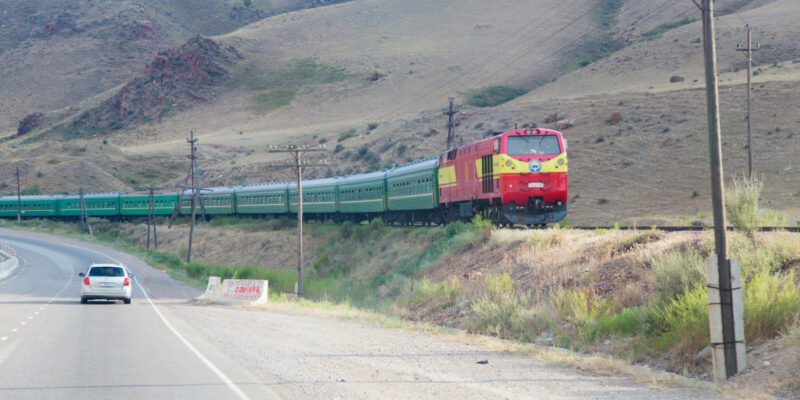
{"left": 507, "top": 135, "right": 561, "bottom": 156}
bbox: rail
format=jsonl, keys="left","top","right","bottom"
{"left": 0, "top": 242, "right": 19, "bottom": 280}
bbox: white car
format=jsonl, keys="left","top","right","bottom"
{"left": 79, "top": 264, "right": 134, "bottom": 304}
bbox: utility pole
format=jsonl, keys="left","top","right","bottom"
{"left": 442, "top": 97, "right": 458, "bottom": 150}
{"left": 187, "top": 131, "right": 198, "bottom": 263}
{"left": 698, "top": 0, "right": 744, "bottom": 380}
{"left": 736, "top": 24, "right": 759, "bottom": 179}
{"left": 147, "top": 186, "right": 158, "bottom": 250}
{"left": 16, "top": 166, "right": 21, "bottom": 222}
{"left": 79, "top": 187, "right": 92, "bottom": 237}
{"left": 268, "top": 144, "right": 327, "bottom": 298}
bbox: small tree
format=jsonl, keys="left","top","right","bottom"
{"left": 243, "top": 0, "right": 252, "bottom": 7}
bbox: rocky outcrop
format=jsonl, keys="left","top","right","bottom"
{"left": 119, "top": 20, "right": 161, "bottom": 40}
{"left": 71, "top": 35, "right": 242, "bottom": 136}
{"left": 17, "top": 112, "right": 44, "bottom": 136}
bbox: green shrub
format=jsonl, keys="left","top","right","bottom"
{"left": 651, "top": 287, "right": 709, "bottom": 355}
{"left": 463, "top": 85, "right": 529, "bottom": 107}
{"left": 725, "top": 176, "right": 761, "bottom": 235}
{"left": 744, "top": 267, "right": 800, "bottom": 342}
{"left": 469, "top": 215, "right": 494, "bottom": 238}
{"left": 589, "top": 307, "right": 651, "bottom": 341}
{"left": 650, "top": 247, "right": 705, "bottom": 305}
{"left": 338, "top": 129, "right": 357, "bottom": 142}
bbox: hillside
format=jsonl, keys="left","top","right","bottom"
{"left": 1, "top": 0, "right": 799, "bottom": 225}
{"left": 0, "top": 0, "right": 349, "bottom": 134}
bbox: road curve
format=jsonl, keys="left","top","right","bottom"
{"left": 0, "top": 228, "right": 718, "bottom": 399}
{"left": 0, "top": 229, "right": 278, "bottom": 400}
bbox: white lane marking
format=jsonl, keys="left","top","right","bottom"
{"left": 27, "top": 316, "right": 33, "bottom": 320}
{"left": 134, "top": 279, "right": 251, "bottom": 400}
{"left": 46, "top": 239, "right": 251, "bottom": 400}
{"left": 1, "top": 337, "right": 6, "bottom": 341}
{"left": 20, "top": 322, "right": 26, "bottom": 325}
{"left": 11, "top": 329, "right": 18, "bottom": 333}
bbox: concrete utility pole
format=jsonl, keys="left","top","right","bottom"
{"left": 147, "top": 186, "right": 158, "bottom": 250}
{"left": 79, "top": 187, "right": 92, "bottom": 237}
{"left": 268, "top": 145, "right": 327, "bottom": 298}
{"left": 736, "top": 24, "right": 759, "bottom": 179}
{"left": 16, "top": 166, "right": 21, "bottom": 222}
{"left": 698, "top": 0, "right": 745, "bottom": 380}
{"left": 187, "top": 131, "right": 199, "bottom": 263}
{"left": 442, "top": 97, "right": 459, "bottom": 150}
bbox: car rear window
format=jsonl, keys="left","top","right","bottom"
{"left": 88, "top": 267, "right": 125, "bottom": 277}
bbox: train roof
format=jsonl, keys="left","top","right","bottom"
{"left": 121, "top": 191, "right": 179, "bottom": 198}
{"left": 232, "top": 182, "right": 292, "bottom": 193}
{"left": 288, "top": 177, "right": 337, "bottom": 190}
{"left": 58, "top": 192, "right": 123, "bottom": 200}
{"left": 386, "top": 156, "right": 438, "bottom": 177}
{"left": 337, "top": 170, "right": 387, "bottom": 186}
{"left": 0, "top": 194, "right": 65, "bottom": 201}
{"left": 181, "top": 186, "right": 237, "bottom": 195}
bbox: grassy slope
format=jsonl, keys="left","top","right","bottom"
{"left": 10, "top": 215, "right": 798, "bottom": 395}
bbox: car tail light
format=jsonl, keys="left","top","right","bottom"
{"left": 83, "top": 277, "right": 90, "bottom": 286}
{"left": 123, "top": 277, "right": 130, "bottom": 286}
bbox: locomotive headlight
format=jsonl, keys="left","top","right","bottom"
{"left": 505, "top": 160, "right": 512, "bottom": 167}
{"left": 558, "top": 158, "right": 564, "bottom": 165}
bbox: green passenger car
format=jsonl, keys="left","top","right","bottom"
{"left": 386, "top": 157, "right": 439, "bottom": 211}
{"left": 234, "top": 183, "right": 290, "bottom": 215}
{"left": 338, "top": 171, "right": 387, "bottom": 214}
{"left": 57, "top": 193, "right": 121, "bottom": 217}
{"left": 0, "top": 195, "right": 61, "bottom": 218}
{"left": 288, "top": 178, "right": 338, "bottom": 214}
{"left": 179, "top": 187, "right": 236, "bottom": 215}
{"left": 120, "top": 192, "right": 179, "bottom": 216}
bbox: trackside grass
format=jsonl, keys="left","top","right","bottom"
{"left": 3, "top": 214, "right": 799, "bottom": 392}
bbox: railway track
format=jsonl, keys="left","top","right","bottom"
{"left": 545, "top": 225, "right": 800, "bottom": 233}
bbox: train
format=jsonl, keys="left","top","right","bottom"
{"left": 0, "top": 128, "right": 568, "bottom": 226}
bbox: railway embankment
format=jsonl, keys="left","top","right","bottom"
{"left": 4, "top": 216, "right": 799, "bottom": 396}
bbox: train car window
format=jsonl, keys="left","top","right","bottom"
{"left": 507, "top": 135, "right": 561, "bottom": 155}
{"left": 494, "top": 139, "right": 500, "bottom": 154}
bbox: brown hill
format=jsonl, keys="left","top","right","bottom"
{"left": 1, "top": 0, "right": 798, "bottom": 226}
{"left": 66, "top": 36, "right": 242, "bottom": 138}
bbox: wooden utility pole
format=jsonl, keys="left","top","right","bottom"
{"left": 187, "top": 131, "right": 199, "bottom": 263}
{"left": 442, "top": 97, "right": 458, "bottom": 150}
{"left": 268, "top": 145, "right": 327, "bottom": 298}
{"left": 16, "top": 166, "right": 21, "bottom": 222}
{"left": 736, "top": 24, "right": 759, "bottom": 179}
{"left": 699, "top": 0, "right": 743, "bottom": 380}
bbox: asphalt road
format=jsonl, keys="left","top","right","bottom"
{"left": 0, "top": 231, "right": 278, "bottom": 400}
{"left": 0, "top": 229, "right": 719, "bottom": 399}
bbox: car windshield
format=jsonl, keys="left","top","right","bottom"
{"left": 88, "top": 267, "right": 125, "bottom": 277}
{"left": 507, "top": 135, "right": 561, "bottom": 156}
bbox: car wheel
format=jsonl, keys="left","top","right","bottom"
{"left": 123, "top": 298, "right": 131, "bottom": 305}
{"left": 80, "top": 297, "right": 88, "bottom": 304}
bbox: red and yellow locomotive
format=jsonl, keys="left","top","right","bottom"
{"left": 437, "top": 128, "right": 568, "bottom": 225}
